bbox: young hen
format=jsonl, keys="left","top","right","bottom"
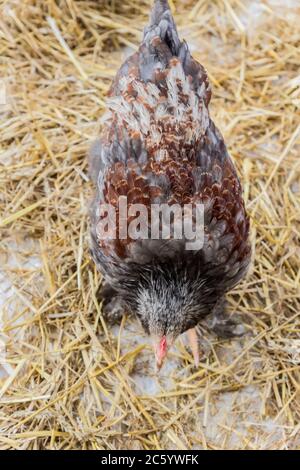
{"left": 89, "top": 0, "right": 251, "bottom": 369}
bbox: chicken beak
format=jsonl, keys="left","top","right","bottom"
{"left": 153, "top": 335, "right": 168, "bottom": 371}
{"left": 187, "top": 327, "right": 199, "bottom": 367}
{"left": 153, "top": 331, "right": 199, "bottom": 369}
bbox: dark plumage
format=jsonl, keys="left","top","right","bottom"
{"left": 89, "top": 0, "right": 251, "bottom": 368}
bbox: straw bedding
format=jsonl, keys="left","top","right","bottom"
{"left": 0, "top": 0, "right": 299, "bottom": 450}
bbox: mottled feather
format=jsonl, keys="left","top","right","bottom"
{"left": 89, "top": 0, "right": 251, "bottom": 340}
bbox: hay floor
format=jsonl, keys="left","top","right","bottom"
{"left": 0, "top": 0, "right": 300, "bottom": 450}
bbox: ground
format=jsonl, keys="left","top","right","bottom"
{"left": 0, "top": 0, "right": 300, "bottom": 450}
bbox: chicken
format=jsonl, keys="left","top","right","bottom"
{"left": 89, "top": 0, "right": 251, "bottom": 369}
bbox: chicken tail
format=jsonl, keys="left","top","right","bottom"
{"left": 144, "top": 0, "right": 180, "bottom": 55}
{"left": 150, "top": 0, "right": 171, "bottom": 25}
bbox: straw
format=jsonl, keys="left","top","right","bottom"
{"left": 0, "top": 0, "right": 299, "bottom": 450}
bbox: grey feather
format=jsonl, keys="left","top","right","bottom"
{"left": 144, "top": 0, "right": 180, "bottom": 54}
{"left": 88, "top": 139, "right": 103, "bottom": 184}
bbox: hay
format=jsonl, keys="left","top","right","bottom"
{"left": 0, "top": 0, "right": 300, "bottom": 450}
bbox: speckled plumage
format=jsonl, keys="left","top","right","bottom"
{"left": 89, "top": 0, "right": 251, "bottom": 357}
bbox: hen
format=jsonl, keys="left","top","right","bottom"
{"left": 89, "top": 0, "right": 251, "bottom": 369}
